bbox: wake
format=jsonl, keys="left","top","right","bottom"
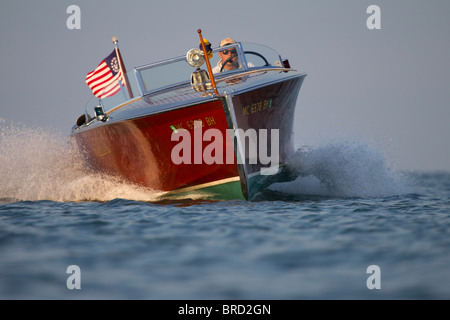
{"left": 0, "top": 122, "right": 159, "bottom": 203}
{"left": 269, "top": 141, "right": 412, "bottom": 198}
{"left": 1, "top": 121, "right": 411, "bottom": 203}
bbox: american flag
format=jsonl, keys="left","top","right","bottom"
{"left": 85, "top": 50, "right": 126, "bottom": 98}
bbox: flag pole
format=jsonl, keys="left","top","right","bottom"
{"left": 197, "top": 29, "right": 219, "bottom": 96}
{"left": 112, "top": 36, "right": 134, "bottom": 99}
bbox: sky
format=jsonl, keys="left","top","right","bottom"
{"left": 0, "top": 0, "right": 449, "bottom": 172}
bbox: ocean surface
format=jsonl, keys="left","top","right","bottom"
{"left": 1, "top": 123, "right": 450, "bottom": 300}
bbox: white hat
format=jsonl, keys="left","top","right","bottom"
{"left": 219, "top": 38, "right": 237, "bottom": 47}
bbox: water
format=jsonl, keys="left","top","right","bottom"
{"left": 1, "top": 123, "right": 450, "bottom": 299}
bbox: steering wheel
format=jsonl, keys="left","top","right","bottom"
{"left": 244, "top": 51, "right": 269, "bottom": 67}
{"left": 220, "top": 51, "right": 270, "bottom": 72}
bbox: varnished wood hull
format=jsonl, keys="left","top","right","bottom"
{"left": 71, "top": 71, "right": 306, "bottom": 200}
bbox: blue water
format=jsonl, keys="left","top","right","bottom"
{"left": 1, "top": 123, "right": 450, "bottom": 299}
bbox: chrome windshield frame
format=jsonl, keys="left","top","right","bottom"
{"left": 133, "top": 42, "right": 284, "bottom": 97}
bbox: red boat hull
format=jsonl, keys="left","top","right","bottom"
{"left": 74, "top": 99, "right": 240, "bottom": 193}
{"left": 72, "top": 72, "right": 306, "bottom": 200}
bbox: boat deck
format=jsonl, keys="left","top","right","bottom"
{"left": 104, "top": 68, "right": 302, "bottom": 123}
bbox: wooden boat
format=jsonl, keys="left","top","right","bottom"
{"left": 71, "top": 31, "right": 307, "bottom": 200}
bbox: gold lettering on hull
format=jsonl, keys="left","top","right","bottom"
{"left": 243, "top": 98, "right": 273, "bottom": 117}
{"left": 170, "top": 115, "right": 217, "bottom": 131}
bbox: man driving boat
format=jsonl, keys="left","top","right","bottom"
{"left": 212, "top": 38, "right": 239, "bottom": 73}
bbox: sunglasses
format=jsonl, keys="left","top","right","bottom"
{"left": 221, "top": 49, "right": 237, "bottom": 55}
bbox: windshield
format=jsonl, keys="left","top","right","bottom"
{"left": 135, "top": 42, "right": 284, "bottom": 96}
{"left": 241, "top": 42, "right": 284, "bottom": 68}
